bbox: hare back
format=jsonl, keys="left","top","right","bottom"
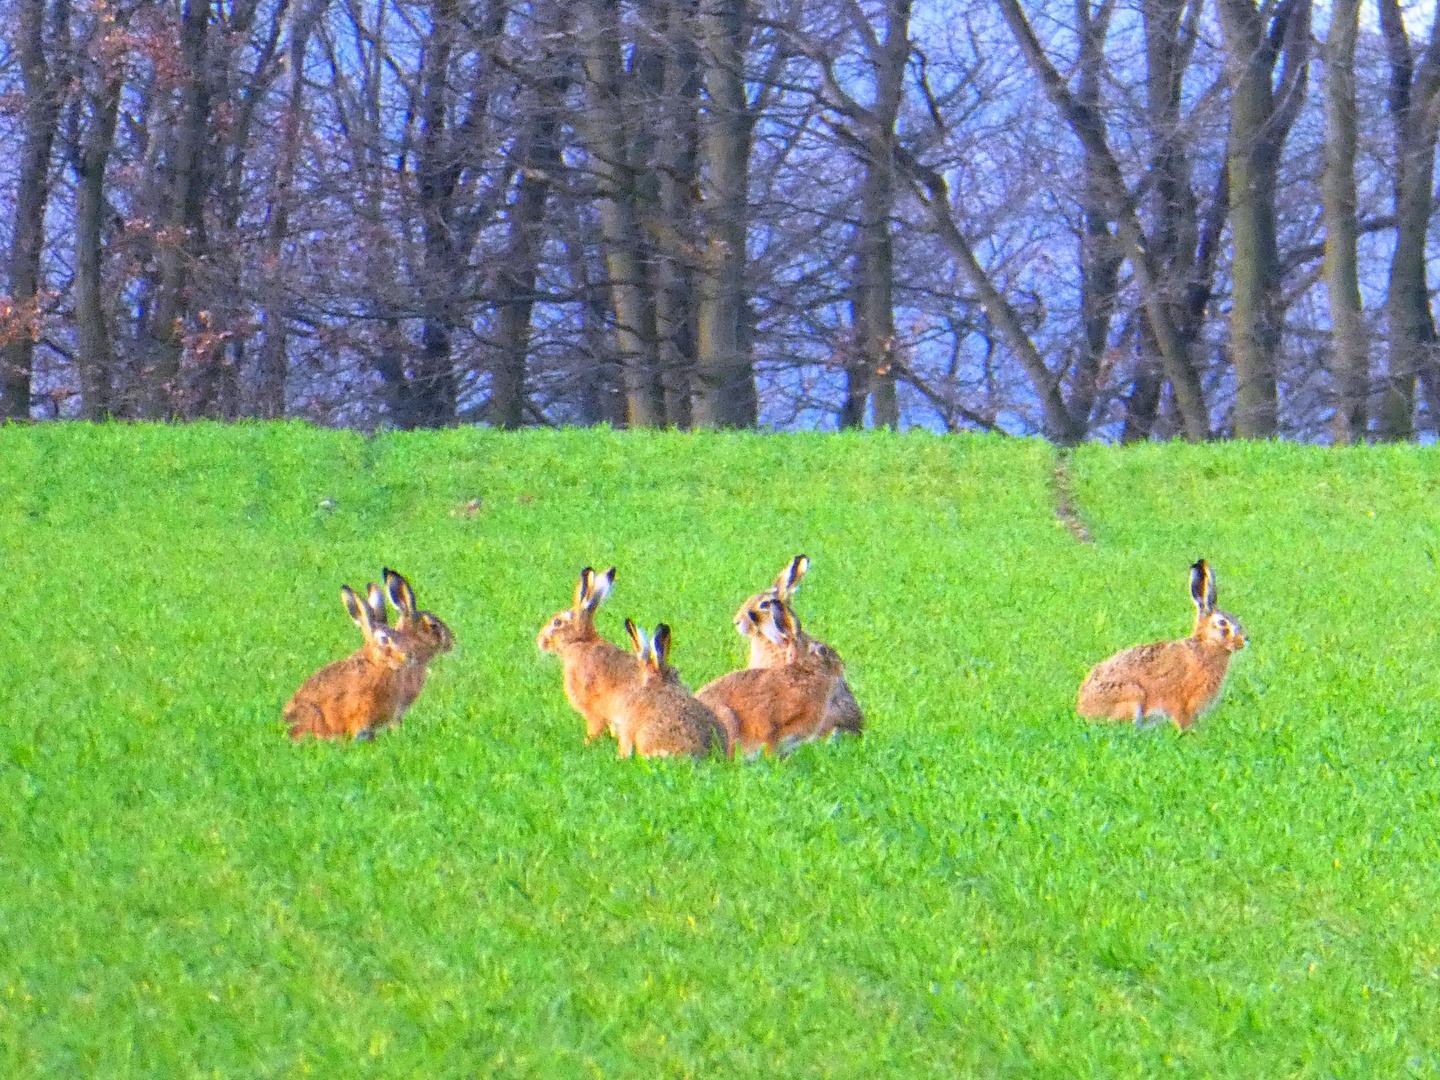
{"left": 285, "top": 653, "right": 401, "bottom": 739}
{"left": 621, "top": 685, "right": 726, "bottom": 758}
{"left": 1082, "top": 640, "right": 1194, "bottom": 692}
{"left": 696, "top": 667, "right": 834, "bottom": 756}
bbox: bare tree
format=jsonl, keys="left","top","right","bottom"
{"left": 1214, "top": 0, "right": 1311, "bottom": 437}
{"left": 1069, "top": 0, "right": 1122, "bottom": 434}
{"left": 489, "top": 61, "right": 566, "bottom": 429}
{"left": 2, "top": 0, "right": 1437, "bottom": 442}
{"left": 1127, "top": 0, "right": 1224, "bottom": 443}
{"left": 145, "top": 0, "right": 213, "bottom": 417}
{"left": 832, "top": 0, "right": 911, "bottom": 431}
{"left": 1377, "top": 0, "right": 1440, "bottom": 440}
{"left": 580, "top": 0, "right": 666, "bottom": 425}
{"left": 66, "top": 0, "right": 132, "bottom": 419}
{"left": 254, "top": 0, "right": 327, "bottom": 419}
{"left": 3, "top": 0, "right": 70, "bottom": 419}
{"left": 996, "top": 0, "right": 1211, "bottom": 441}
{"left": 1322, "top": 0, "right": 1366, "bottom": 443}
{"left": 693, "top": 0, "right": 758, "bottom": 426}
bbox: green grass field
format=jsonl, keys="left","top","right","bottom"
{"left": 3, "top": 423, "right": 1439, "bottom": 1077}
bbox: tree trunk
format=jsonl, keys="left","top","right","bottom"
{"left": 411, "top": 0, "right": 462, "bottom": 428}
{"left": 580, "top": 0, "right": 664, "bottom": 426}
{"left": 652, "top": 0, "right": 701, "bottom": 429}
{"left": 1224, "top": 72, "right": 1282, "bottom": 436}
{"left": 186, "top": 0, "right": 272, "bottom": 420}
{"left": 1135, "top": 0, "right": 1225, "bottom": 437}
{"left": 1214, "top": 0, "right": 1311, "bottom": 438}
{"left": 1071, "top": 0, "right": 1122, "bottom": 433}
{"left": 692, "top": 0, "right": 757, "bottom": 427}
{"left": 563, "top": 217, "right": 628, "bottom": 427}
{"left": 1378, "top": 0, "right": 1440, "bottom": 440}
{"left": 147, "top": 0, "right": 212, "bottom": 418}
{"left": 841, "top": 0, "right": 910, "bottom": 431}
{"left": 255, "top": 0, "right": 323, "bottom": 419}
{"left": 2, "top": 0, "right": 69, "bottom": 419}
{"left": 489, "top": 76, "right": 563, "bottom": 429}
{"left": 839, "top": 274, "right": 870, "bottom": 429}
{"left": 1322, "top": 0, "right": 1366, "bottom": 443}
{"left": 350, "top": 0, "right": 417, "bottom": 428}
{"left": 72, "top": 71, "right": 123, "bottom": 420}
{"left": 1122, "top": 318, "right": 1164, "bottom": 443}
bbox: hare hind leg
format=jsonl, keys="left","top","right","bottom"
{"left": 1091, "top": 683, "right": 1147, "bottom": 726}
{"left": 1099, "top": 684, "right": 1150, "bottom": 727}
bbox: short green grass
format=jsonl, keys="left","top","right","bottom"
{"left": 2, "top": 423, "right": 1439, "bottom": 1077}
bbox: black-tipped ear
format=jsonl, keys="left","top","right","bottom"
{"left": 653, "top": 623, "right": 671, "bottom": 666}
{"left": 1190, "top": 559, "right": 1211, "bottom": 614}
{"left": 624, "top": 617, "right": 643, "bottom": 655}
{"left": 757, "top": 598, "right": 789, "bottom": 646}
{"left": 1205, "top": 563, "right": 1217, "bottom": 612}
{"left": 575, "top": 567, "right": 594, "bottom": 610}
{"left": 342, "top": 585, "right": 370, "bottom": 634}
{"left": 383, "top": 567, "right": 418, "bottom": 619}
{"left": 586, "top": 567, "right": 615, "bottom": 611}
{"left": 366, "top": 582, "right": 387, "bottom": 625}
{"left": 776, "top": 601, "right": 798, "bottom": 639}
{"left": 775, "top": 554, "right": 809, "bottom": 600}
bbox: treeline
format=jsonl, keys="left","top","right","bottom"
{"left": 1, "top": 0, "right": 1438, "bottom": 442}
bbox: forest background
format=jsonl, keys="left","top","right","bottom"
{"left": 2, "top": 0, "right": 1439, "bottom": 444}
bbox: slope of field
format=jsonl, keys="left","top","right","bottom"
{"left": 2, "top": 423, "right": 1438, "bottom": 1078}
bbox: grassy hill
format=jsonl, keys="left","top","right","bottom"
{"left": 2, "top": 423, "right": 1439, "bottom": 1077}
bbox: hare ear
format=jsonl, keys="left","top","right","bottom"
{"left": 774, "top": 555, "right": 809, "bottom": 601}
{"left": 757, "top": 599, "right": 790, "bottom": 646}
{"left": 366, "top": 582, "right": 388, "bottom": 625}
{"left": 575, "top": 567, "right": 594, "bottom": 610}
{"left": 585, "top": 566, "right": 615, "bottom": 611}
{"left": 768, "top": 598, "right": 799, "bottom": 638}
{"left": 342, "top": 585, "right": 373, "bottom": 639}
{"left": 1190, "top": 559, "right": 1213, "bottom": 615}
{"left": 624, "top": 617, "right": 644, "bottom": 656}
{"left": 783, "top": 604, "right": 801, "bottom": 638}
{"left": 383, "top": 567, "right": 418, "bottom": 620}
{"left": 653, "top": 623, "right": 672, "bottom": 666}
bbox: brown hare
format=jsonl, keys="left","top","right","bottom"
{"left": 614, "top": 620, "right": 731, "bottom": 759}
{"left": 698, "top": 598, "right": 845, "bottom": 757}
{"left": 1077, "top": 559, "right": 1248, "bottom": 731}
{"left": 734, "top": 555, "right": 864, "bottom": 736}
{"left": 285, "top": 585, "right": 409, "bottom": 741}
{"left": 379, "top": 567, "right": 454, "bottom": 720}
{"left": 537, "top": 567, "right": 638, "bottom": 741}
